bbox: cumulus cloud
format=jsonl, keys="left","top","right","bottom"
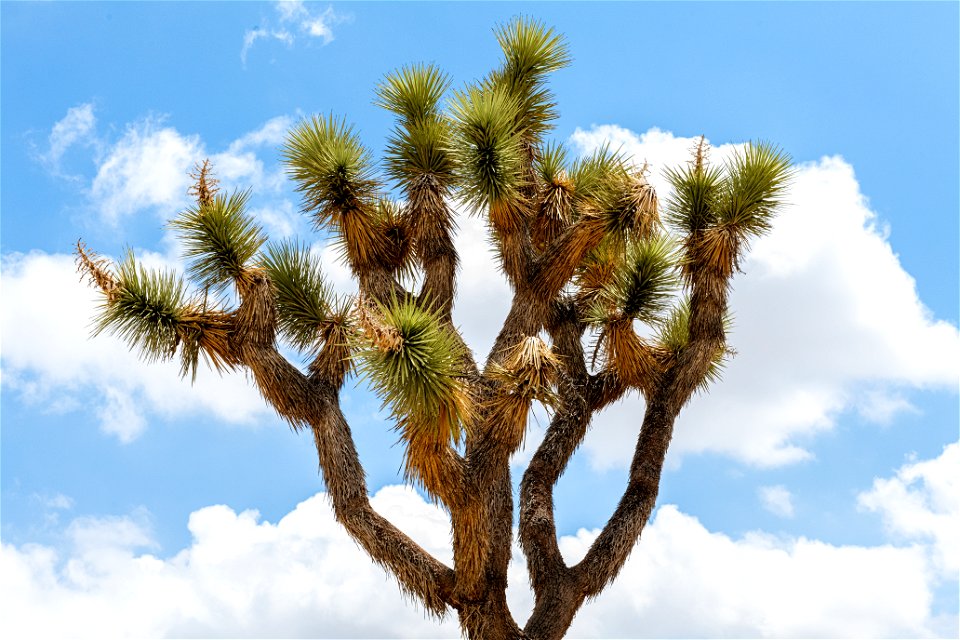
{"left": 858, "top": 442, "right": 959, "bottom": 579}
{"left": 0, "top": 251, "right": 274, "bottom": 442}
{"left": 2, "top": 467, "right": 954, "bottom": 639}
{"left": 0, "top": 487, "right": 459, "bottom": 639}
{"left": 564, "top": 504, "right": 942, "bottom": 638}
{"left": 241, "top": 2, "right": 346, "bottom": 66}
{"left": 569, "top": 125, "right": 959, "bottom": 468}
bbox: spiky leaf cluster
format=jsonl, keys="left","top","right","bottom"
{"left": 664, "top": 162, "right": 723, "bottom": 234}
{"left": 594, "top": 171, "right": 660, "bottom": 243}
{"left": 93, "top": 250, "right": 190, "bottom": 362}
{"left": 377, "top": 64, "right": 455, "bottom": 186}
{"left": 283, "top": 115, "right": 378, "bottom": 226}
{"left": 489, "top": 17, "right": 570, "bottom": 140}
{"left": 532, "top": 141, "right": 573, "bottom": 245}
{"left": 666, "top": 141, "right": 792, "bottom": 279}
{"left": 169, "top": 189, "right": 265, "bottom": 292}
{"left": 569, "top": 144, "right": 629, "bottom": 210}
{"left": 262, "top": 241, "right": 334, "bottom": 352}
{"left": 357, "top": 298, "right": 471, "bottom": 445}
{"left": 719, "top": 141, "right": 792, "bottom": 236}
{"left": 584, "top": 236, "right": 678, "bottom": 326}
{"left": 450, "top": 86, "right": 525, "bottom": 211}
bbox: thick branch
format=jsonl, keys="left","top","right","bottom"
{"left": 569, "top": 393, "right": 673, "bottom": 599}
{"left": 519, "top": 301, "right": 588, "bottom": 596}
{"left": 566, "top": 269, "right": 729, "bottom": 600}
{"left": 529, "top": 214, "right": 606, "bottom": 301}
{"left": 232, "top": 273, "right": 457, "bottom": 616}
{"left": 409, "top": 176, "right": 459, "bottom": 322}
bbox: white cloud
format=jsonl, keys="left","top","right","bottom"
{"left": 43, "top": 102, "right": 97, "bottom": 174}
{"left": 241, "top": 2, "right": 345, "bottom": 66}
{"left": 15, "top": 109, "right": 317, "bottom": 441}
{"left": 0, "top": 251, "right": 274, "bottom": 443}
{"left": 564, "top": 505, "right": 942, "bottom": 639}
{"left": 858, "top": 442, "right": 959, "bottom": 579}
{"left": 570, "top": 125, "right": 959, "bottom": 468}
{"left": 38, "top": 107, "right": 292, "bottom": 229}
{"left": 451, "top": 211, "right": 512, "bottom": 362}
{"left": 0, "top": 487, "right": 459, "bottom": 639}
{"left": 2, "top": 468, "right": 954, "bottom": 639}
{"left": 228, "top": 114, "right": 293, "bottom": 151}
{"left": 758, "top": 485, "right": 795, "bottom": 518}
{"left": 90, "top": 118, "right": 202, "bottom": 223}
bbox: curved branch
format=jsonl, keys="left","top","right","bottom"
{"left": 569, "top": 395, "right": 672, "bottom": 598}
{"left": 232, "top": 273, "right": 457, "bottom": 616}
{"left": 568, "top": 269, "right": 730, "bottom": 599}
{"left": 519, "top": 301, "right": 588, "bottom": 595}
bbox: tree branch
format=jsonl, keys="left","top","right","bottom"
{"left": 231, "top": 272, "right": 458, "bottom": 617}
{"left": 567, "top": 268, "right": 730, "bottom": 601}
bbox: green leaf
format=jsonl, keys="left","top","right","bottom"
{"left": 282, "top": 114, "right": 379, "bottom": 227}
{"left": 356, "top": 297, "right": 470, "bottom": 444}
{"left": 536, "top": 140, "right": 568, "bottom": 185}
{"left": 450, "top": 84, "right": 524, "bottom": 210}
{"left": 488, "top": 18, "right": 570, "bottom": 140}
{"left": 495, "top": 17, "right": 570, "bottom": 81}
{"left": 570, "top": 144, "right": 628, "bottom": 208}
{"left": 664, "top": 161, "right": 724, "bottom": 234}
{"left": 383, "top": 117, "right": 456, "bottom": 187}
{"left": 262, "top": 241, "right": 334, "bottom": 352}
{"left": 584, "top": 236, "right": 679, "bottom": 326}
{"left": 376, "top": 64, "right": 450, "bottom": 124}
{"left": 718, "top": 141, "right": 793, "bottom": 238}
{"left": 169, "top": 189, "right": 265, "bottom": 292}
{"left": 595, "top": 171, "right": 660, "bottom": 243}
{"left": 94, "top": 250, "right": 190, "bottom": 362}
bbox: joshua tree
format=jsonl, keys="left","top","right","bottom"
{"left": 77, "top": 18, "right": 791, "bottom": 640}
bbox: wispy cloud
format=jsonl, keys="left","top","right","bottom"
{"left": 759, "top": 485, "right": 796, "bottom": 518}
{"left": 40, "top": 107, "right": 294, "bottom": 227}
{"left": 7, "top": 107, "right": 310, "bottom": 442}
{"left": 241, "top": 2, "right": 347, "bottom": 67}
{"left": 40, "top": 103, "right": 98, "bottom": 178}
{"left": 90, "top": 117, "right": 203, "bottom": 224}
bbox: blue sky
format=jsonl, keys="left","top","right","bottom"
{"left": 2, "top": 2, "right": 958, "bottom": 637}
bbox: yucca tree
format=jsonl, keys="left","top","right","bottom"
{"left": 77, "top": 18, "right": 791, "bottom": 640}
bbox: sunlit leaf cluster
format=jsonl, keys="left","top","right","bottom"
{"left": 357, "top": 298, "right": 472, "bottom": 445}
{"left": 93, "top": 250, "right": 190, "bottom": 362}
{"left": 666, "top": 141, "right": 793, "bottom": 279}
{"left": 169, "top": 189, "right": 265, "bottom": 292}
{"left": 261, "top": 241, "right": 334, "bottom": 352}
{"left": 583, "top": 236, "right": 679, "bottom": 326}
{"left": 283, "top": 115, "right": 378, "bottom": 225}
{"left": 378, "top": 64, "right": 456, "bottom": 187}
